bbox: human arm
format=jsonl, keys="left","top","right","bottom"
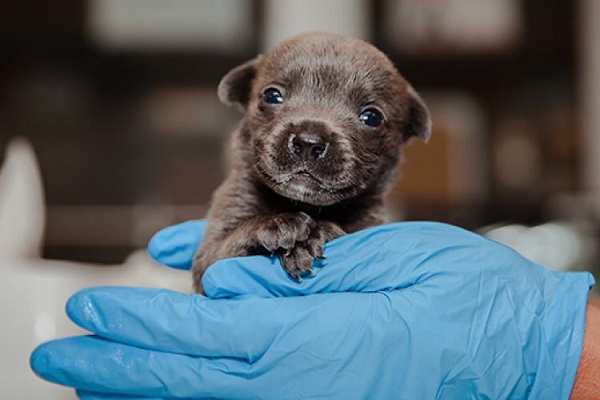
{"left": 571, "top": 302, "right": 600, "bottom": 400}
{"left": 31, "top": 221, "right": 595, "bottom": 399}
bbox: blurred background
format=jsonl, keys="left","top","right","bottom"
{"left": 1, "top": 0, "right": 600, "bottom": 398}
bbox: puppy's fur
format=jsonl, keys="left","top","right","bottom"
{"left": 193, "top": 32, "right": 431, "bottom": 292}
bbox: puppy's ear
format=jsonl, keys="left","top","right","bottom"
{"left": 218, "top": 56, "right": 262, "bottom": 109}
{"left": 403, "top": 86, "right": 432, "bottom": 142}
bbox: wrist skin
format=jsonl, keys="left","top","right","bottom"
{"left": 571, "top": 301, "right": 600, "bottom": 400}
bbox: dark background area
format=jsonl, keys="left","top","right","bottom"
{"left": 0, "top": 0, "right": 593, "bottom": 271}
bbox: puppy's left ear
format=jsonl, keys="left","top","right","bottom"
{"left": 218, "top": 56, "right": 262, "bottom": 109}
{"left": 403, "top": 86, "right": 432, "bottom": 142}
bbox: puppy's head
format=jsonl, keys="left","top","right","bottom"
{"left": 219, "top": 32, "right": 431, "bottom": 206}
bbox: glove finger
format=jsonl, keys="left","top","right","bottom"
{"left": 77, "top": 391, "right": 169, "bottom": 400}
{"left": 77, "top": 390, "right": 221, "bottom": 400}
{"left": 31, "top": 336, "right": 256, "bottom": 399}
{"left": 147, "top": 220, "right": 206, "bottom": 270}
{"left": 66, "top": 286, "right": 363, "bottom": 360}
{"left": 203, "top": 221, "right": 489, "bottom": 298}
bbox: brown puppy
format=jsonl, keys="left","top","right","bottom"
{"left": 192, "top": 32, "right": 431, "bottom": 293}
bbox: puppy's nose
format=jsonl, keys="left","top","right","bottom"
{"left": 290, "top": 132, "right": 329, "bottom": 161}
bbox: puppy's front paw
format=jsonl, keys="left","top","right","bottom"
{"left": 279, "top": 222, "right": 345, "bottom": 279}
{"left": 278, "top": 243, "right": 316, "bottom": 279}
{"left": 257, "top": 215, "right": 345, "bottom": 280}
{"left": 305, "top": 221, "right": 346, "bottom": 260}
{"left": 257, "top": 212, "right": 316, "bottom": 254}
{"left": 255, "top": 212, "right": 318, "bottom": 279}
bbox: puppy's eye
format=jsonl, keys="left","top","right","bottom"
{"left": 262, "top": 88, "right": 284, "bottom": 104}
{"left": 359, "top": 108, "right": 384, "bottom": 127}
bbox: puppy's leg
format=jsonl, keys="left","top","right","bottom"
{"left": 192, "top": 213, "right": 345, "bottom": 291}
{"left": 295, "top": 220, "right": 346, "bottom": 262}
{"left": 271, "top": 217, "right": 345, "bottom": 279}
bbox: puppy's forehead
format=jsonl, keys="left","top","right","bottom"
{"left": 258, "top": 33, "right": 405, "bottom": 98}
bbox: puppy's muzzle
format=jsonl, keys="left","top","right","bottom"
{"left": 286, "top": 121, "right": 331, "bottom": 162}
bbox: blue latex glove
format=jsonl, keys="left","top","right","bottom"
{"left": 31, "top": 221, "right": 595, "bottom": 399}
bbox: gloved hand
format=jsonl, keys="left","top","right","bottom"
{"left": 30, "top": 221, "right": 594, "bottom": 399}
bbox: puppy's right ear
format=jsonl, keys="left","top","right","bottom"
{"left": 404, "top": 86, "right": 432, "bottom": 143}
{"left": 217, "top": 56, "right": 262, "bottom": 109}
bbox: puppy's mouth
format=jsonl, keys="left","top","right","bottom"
{"left": 287, "top": 170, "right": 322, "bottom": 187}
{"left": 276, "top": 169, "right": 330, "bottom": 195}
{"left": 256, "top": 162, "right": 354, "bottom": 205}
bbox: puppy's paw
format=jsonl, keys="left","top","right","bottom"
{"left": 277, "top": 220, "right": 346, "bottom": 280}
{"left": 256, "top": 212, "right": 316, "bottom": 253}
{"left": 305, "top": 222, "right": 346, "bottom": 260}
{"left": 278, "top": 243, "right": 316, "bottom": 279}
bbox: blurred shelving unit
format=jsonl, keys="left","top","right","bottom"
{"left": 376, "top": 0, "right": 578, "bottom": 226}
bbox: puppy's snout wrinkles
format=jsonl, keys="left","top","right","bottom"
{"left": 287, "top": 120, "right": 331, "bottom": 161}
{"left": 290, "top": 132, "right": 328, "bottom": 161}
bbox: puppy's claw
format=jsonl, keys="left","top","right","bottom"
{"left": 311, "top": 248, "right": 326, "bottom": 260}
{"left": 298, "top": 268, "right": 315, "bottom": 278}
{"left": 306, "top": 243, "right": 324, "bottom": 259}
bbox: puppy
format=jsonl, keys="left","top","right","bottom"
{"left": 193, "top": 32, "right": 431, "bottom": 293}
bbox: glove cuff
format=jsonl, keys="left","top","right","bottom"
{"left": 530, "top": 271, "right": 595, "bottom": 399}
